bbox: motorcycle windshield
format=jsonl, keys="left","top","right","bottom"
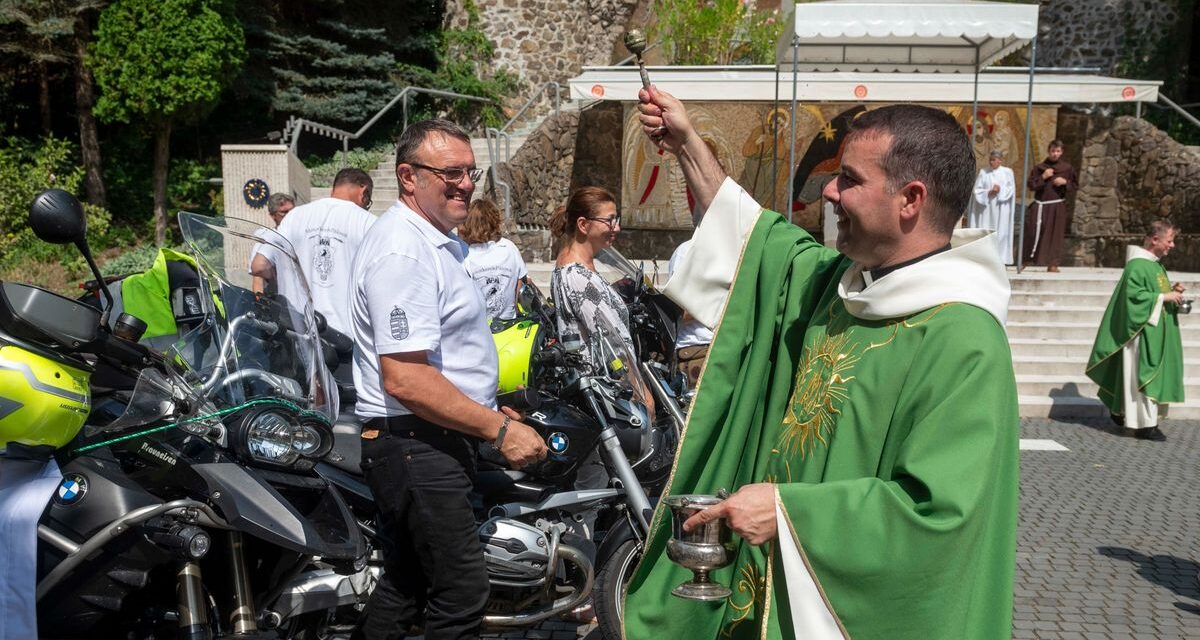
{"left": 175, "top": 212, "right": 338, "bottom": 423}
{"left": 596, "top": 247, "right": 653, "bottom": 291}
{"left": 589, "top": 310, "right": 652, "bottom": 410}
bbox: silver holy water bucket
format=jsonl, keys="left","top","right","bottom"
{"left": 662, "top": 494, "right": 735, "bottom": 601}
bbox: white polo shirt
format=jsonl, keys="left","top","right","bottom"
{"left": 350, "top": 201, "right": 498, "bottom": 419}
{"left": 274, "top": 197, "right": 376, "bottom": 336}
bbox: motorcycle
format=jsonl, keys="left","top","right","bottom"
{"left": 26, "top": 198, "right": 369, "bottom": 639}
{"left": 596, "top": 247, "right": 691, "bottom": 431}
{"left": 314, "top": 283, "right": 669, "bottom": 636}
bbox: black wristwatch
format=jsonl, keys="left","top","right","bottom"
{"left": 491, "top": 415, "right": 511, "bottom": 451}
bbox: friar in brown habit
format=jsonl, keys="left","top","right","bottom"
{"left": 1021, "top": 139, "right": 1078, "bottom": 272}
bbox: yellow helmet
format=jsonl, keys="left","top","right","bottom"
{"left": 0, "top": 341, "right": 91, "bottom": 451}
{"left": 491, "top": 320, "right": 543, "bottom": 394}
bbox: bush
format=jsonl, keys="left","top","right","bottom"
{"left": 0, "top": 135, "right": 113, "bottom": 258}
{"left": 169, "top": 158, "right": 223, "bottom": 216}
{"left": 306, "top": 144, "right": 390, "bottom": 187}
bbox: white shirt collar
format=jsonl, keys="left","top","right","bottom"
{"left": 1126, "top": 245, "right": 1160, "bottom": 263}
{"left": 392, "top": 200, "right": 459, "bottom": 249}
{"left": 838, "top": 228, "right": 1011, "bottom": 326}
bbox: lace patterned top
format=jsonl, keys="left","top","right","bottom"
{"left": 550, "top": 262, "right": 634, "bottom": 369}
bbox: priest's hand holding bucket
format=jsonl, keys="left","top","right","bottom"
{"left": 682, "top": 483, "right": 779, "bottom": 545}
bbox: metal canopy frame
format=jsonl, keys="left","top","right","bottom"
{"left": 774, "top": 0, "right": 1039, "bottom": 269}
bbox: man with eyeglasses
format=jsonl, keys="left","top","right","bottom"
{"left": 349, "top": 119, "right": 548, "bottom": 640}
{"left": 265, "top": 167, "right": 374, "bottom": 338}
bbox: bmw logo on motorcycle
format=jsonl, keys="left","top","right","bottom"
{"left": 54, "top": 473, "right": 89, "bottom": 506}
{"left": 547, "top": 432, "right": 569, "bottom": 454}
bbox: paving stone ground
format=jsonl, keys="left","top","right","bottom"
{"left": 474, "top": 418, "right": 1200, "bottom": 639}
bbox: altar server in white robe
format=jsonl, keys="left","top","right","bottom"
{"left": 970, "top": 150, "right": 1016, "bottom": 265}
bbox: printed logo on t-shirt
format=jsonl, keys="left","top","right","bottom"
{"left": 314, "top": 237, "right": 334, "bottom": 282}
{"left": 482, "top": 275, "right": 506, "bottom": 319}
{"left": 390, "top": 306, "right": 409, "bottom": 340}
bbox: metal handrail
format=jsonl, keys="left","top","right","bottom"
{"left": 500, "top": 81, "right": 563, "bottom": 135}
{"left": 483, "top": 81, "right": 566, "bottom": 220}
{"left": 1155, "top": 94, "right": 1200, "bottom": 130}
{"left": 484, "top": 129, "right": 513, "bottom": 220}
{"left": 283, "top": 85, "right": 494, "bottom": 152}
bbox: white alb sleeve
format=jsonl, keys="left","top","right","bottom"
{"left": 662, "top": 177, "right": 763, "bottom": 329}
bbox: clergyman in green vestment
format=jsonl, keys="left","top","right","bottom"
{"left": 1085, "top": 220, "right": 1186, "bottom": 439}
{"left": 621, "top": 88, "right": 1020, "bottom": 640}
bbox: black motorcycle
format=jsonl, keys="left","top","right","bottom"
{"left": 29, "top": 201, "right": 368, "bottom": 639}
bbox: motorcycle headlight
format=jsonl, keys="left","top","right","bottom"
{"left": 236, "top": 410, "right": 334, "bottom": 468}
{"left": 245, "top": 411, "right": 300, "bottom": 466}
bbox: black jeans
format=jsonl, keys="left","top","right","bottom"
{"left": 351, "top": 417, "right": 487, "bottom": 640}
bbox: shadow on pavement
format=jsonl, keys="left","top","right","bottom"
{"left": 1097, "top": 547, "right": 1200, "bottom": 600}
{"left": 1176, "top": 601, "right": 1200, "bottom": 616}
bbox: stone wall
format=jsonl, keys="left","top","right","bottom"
{"left": 486, "top": 101, "right": 625, "bottom": 261}
{"left": 445, "top": 0, "right": 640, "bottom": 118}
{"left": 1061, "top": 114, "right": 1200, "bottom": 269}
{"left": 1034, "top": 0, "right": 1181, "bottom": 72}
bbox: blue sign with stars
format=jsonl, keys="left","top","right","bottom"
{"left": 547, "top": 432, "right": 569, "bottom": 454}
{"left": 53, "top": 473, "right": 88, "bottom": 506}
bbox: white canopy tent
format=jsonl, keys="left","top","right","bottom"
{"left": 775, "top": 0, "right": 1041, "bottom": 264}
{"left": 776, "top": 0, "right": 1038, "bottom": 73}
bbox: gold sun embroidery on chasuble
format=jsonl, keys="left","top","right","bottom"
{"left": 778, "top": 303, "right": 953, "bottom": 458}
{"left": 1156, "top": 271, "right": 1171, "bottom": 293}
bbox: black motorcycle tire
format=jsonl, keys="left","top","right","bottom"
{"left": 593, "top": 538, "right": 642, "bottom": 640}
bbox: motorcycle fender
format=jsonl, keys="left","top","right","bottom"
{"left": 191, "top": 462, "right": 313, "bottom": 553}
{"left": 596, "top": 495, "right": 659, "bottom": 568}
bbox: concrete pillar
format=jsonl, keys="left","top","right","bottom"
{"left": 220, "top": 145, "right": 311, "bottom": 228}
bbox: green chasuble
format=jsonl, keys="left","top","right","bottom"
{"left": 1085, "top": 246, "right": 1184, "bottom": 413}
{"left": 623, "top": 184, "right": 1019, "bottom": 640}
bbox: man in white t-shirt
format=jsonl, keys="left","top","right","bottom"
{"left": 250, "top": 193, "right": 296, "bottom": 294}
{"left": 669, "top": 236, "right": 714, "bottom": 388}
{"left": 349, "top": 119, "right": 547, "bottom": 640}
{"left": 269, "top": 168, "right": 374, "bottom": 336}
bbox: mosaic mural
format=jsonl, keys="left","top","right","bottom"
{"left": 621, "top": 102, "right": 1059, "bottom": 231}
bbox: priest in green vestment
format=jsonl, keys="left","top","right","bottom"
{"left": 1085, "top": 220, "right": 1185, "bottom": 439}
{"left": 621, "top": 88, "right": 1019, "bottom": 640}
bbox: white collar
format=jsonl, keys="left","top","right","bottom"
{"left": 391, "top": 201, "right": 460, "bottom": 250}
{"left": 838, "top": 228, "right": 1011, "bottom": 326}
{"left": 1126, "top": 245, "right": 1160, "bottom": 263}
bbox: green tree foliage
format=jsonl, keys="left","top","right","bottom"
{"left": 1117, "top": 0, "right": 1198, "bottom": 145}
{"left": 396, "top": 0, "right": 519, "bottom": 130}
{"left": 650, "top": 0, "right": 786, "bottom": 66}
{"left": 0, "top": 1, "right": 110, "bottom": 207}
{"left": 0, "top": 135, "right": 110, "bottom": 260}
{"left": 90, "top": 0, "right": 244, "bottom": 245}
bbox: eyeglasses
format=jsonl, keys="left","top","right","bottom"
{"left": 408, "top": 163, "right": 484, "bottom": 185}
{"left": 584, "top": 215, "right": 621, "bottom": 229}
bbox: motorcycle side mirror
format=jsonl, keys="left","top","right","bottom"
{"left": 29, "top": 189, "right": 114, "bottom": 323}
{"left": 29, "top": 188, "right": 86, "bottom": 245}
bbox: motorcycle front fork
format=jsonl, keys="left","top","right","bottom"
{"left": 174, "top": 531, "right": 258, "bottom": 639}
